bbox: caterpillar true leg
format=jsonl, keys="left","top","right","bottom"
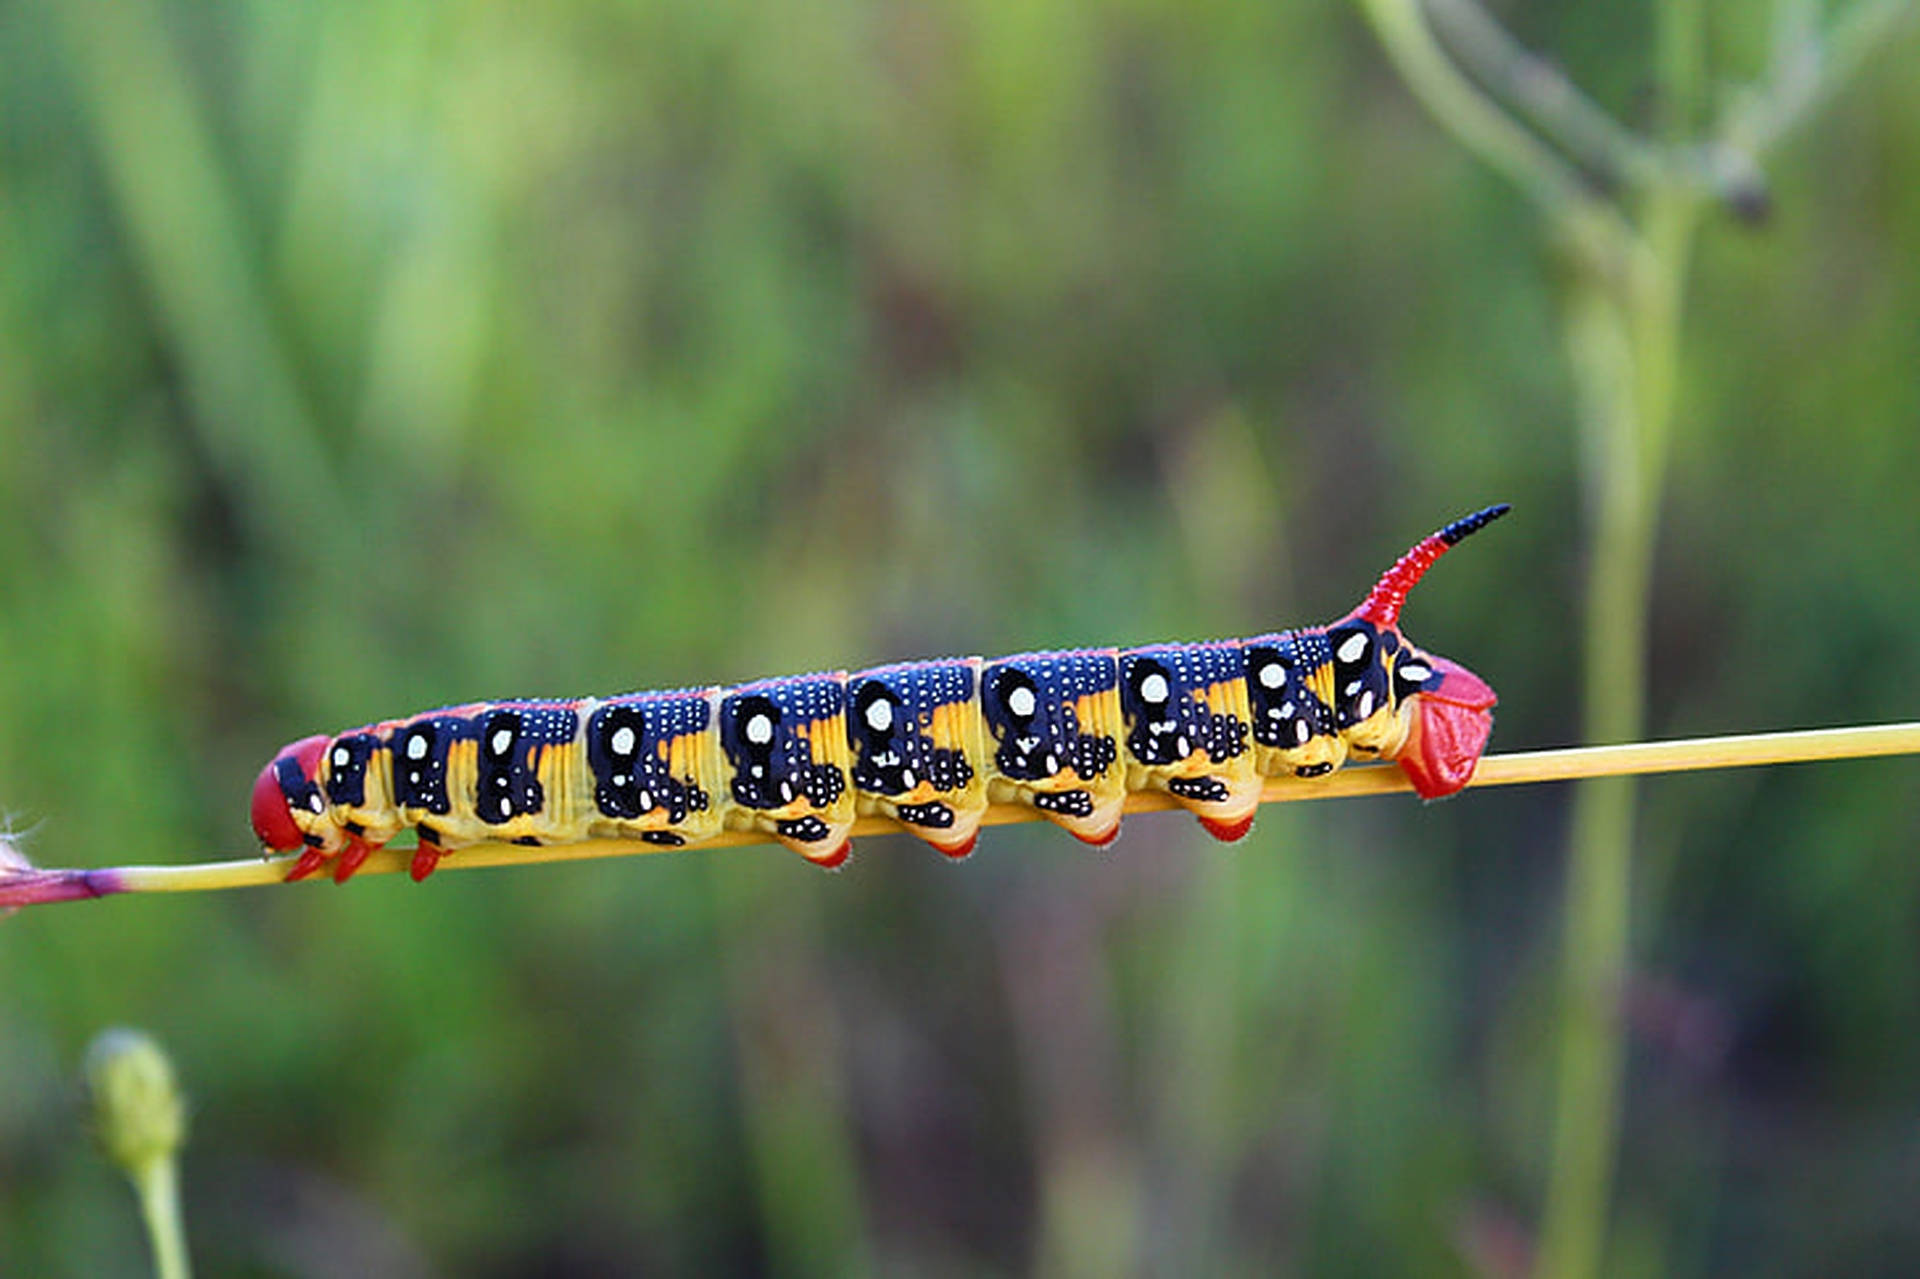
{"left": 250, "top": 506, "right": 1508, "bottom": 876}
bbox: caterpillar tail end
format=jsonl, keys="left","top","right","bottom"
{"left": 933, "top": 832, "right": 979, "bottom": 860}
{"left": 1197, "top": 812, "right": 1256, "bottom": 843}
{"left": 1072, "top": 823, "right": 1123, "bottom": 849}
{"left": 809, "top": 840, "right": 853, "bottom": 870}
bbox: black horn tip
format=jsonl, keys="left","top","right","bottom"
{"left": 1439, "top": 503, "right": 1511, "bottom": 546}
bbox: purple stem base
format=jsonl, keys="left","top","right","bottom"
{"left": 0, "top": 868, "right": 127, "bottom": 911}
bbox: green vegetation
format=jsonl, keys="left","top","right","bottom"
{"left": 1, "top": 1, "right": 1916, "bottom": 1273}
{"left": 85, "top": 1029, "right": 192, "bottom": 1279}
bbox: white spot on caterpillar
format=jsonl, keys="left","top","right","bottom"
{"left": 637, "top": 790, "right": 652, "bottom": 811}
{"left": 901, "top": 768, "right": 915, "bottom": 789}
{"left": 308, "top": 793, "right": 324, "bottom": 813}
{"left": 1008, "top": 686, "right": 1037, "bottom": 718}
{"left": 1399, "top": 663, "right": 1432, "bottom": 683}
{"left": 1259, "top": 662, "right": 1286, "bottom": 689}
{"left": 490, "top": 728, "right": 513, "bottom": 756}
{"left": 1043, "top": 752, "right": 1059, "bottom": 775}
{"left": 408, "top": 771, "right": 420, "bottom": 784}
{"left": 407, "top": 733, "right": 429, "bottom": 760}
{"left": 746, "top": 714, "right": 773, "bottom": 745}
{"left": 1280, "top": 701, "right": 1295, "bottom": 718}
{"left": 610, "top": 726, "right": 636, "bottom": 757}
{"left": 1175, "top": 735, "right": 1190, "bottom": 757}
{"left": 865, "top": 699, "right": 893, "bottom": 731}
{"left": 1140, "top": 672, "right": 1170, "bottom": 703}
{"left": 1294, "top": 719, "right": 1310, "bottom": 745}
{"left": 1357, "top": 691, "right": 1375, "bottom": 718}
{"left": 779, "top": 779, "right": 794, "bottom": 803}
{"left": 332, "top": 747, "right": 350, "bottom": 768}
{"left": 1345, "top": 680, "right": 1362, "bottom": 695}
{"left": 1337, "top": 632, "right": 1368, "bottom": 664}
{"left": 612, "top": 773, "right": 627, "bottom": 786}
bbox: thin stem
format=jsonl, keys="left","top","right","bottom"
{"left": 5, "top": 723, "right": 1918, "bottom": 911}
{"left": 1727, "top": 0, "right": 1915, "bottom": 157}
{"left": 1354, "top": 0, "right": 1600, "bottom": 217}
{"left": 1354, "top": 3, "right": 1913, "bottom": 1273}
{"left": 134, "top": 1158, "right": 192, "bottom": 1279}
{"left": 1534, "top": 0, "right": 1713, "bottom": 1264}
{"left": 1423, "top": 0, "right": 1672, "bottom": 193}
{"left": 1656, "top": 0, "right": 1705, "bottom": 143}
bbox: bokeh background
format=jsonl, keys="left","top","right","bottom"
{"left": 3, "top": 1, "right": 1919, "bottom": 1274}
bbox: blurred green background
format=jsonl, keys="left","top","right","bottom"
{"left": 3, "top": 0, "right": 1918, "bottom": 1274}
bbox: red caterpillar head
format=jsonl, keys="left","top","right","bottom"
{"left": 1396, "top": 655, "right": 1497, "bottom": 799}
{"left": 251, "top": 735, "right": 331, "bottom": 852}
{"left": 1346, "top": 504, "right": 1507, "bottom": 799}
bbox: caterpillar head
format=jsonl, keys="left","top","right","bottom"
{"left": 1345, "top": 504, "right": 1507, "bottom": 800}
{"left": 251, "top": 735, "right": 332, "bottom": 853}
{"left": 1395, "top": 655, "right": 1496, "bottom": 799}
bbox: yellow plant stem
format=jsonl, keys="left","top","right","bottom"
{"left": 9, "top": 721, "right": 1900, "bottom": 901}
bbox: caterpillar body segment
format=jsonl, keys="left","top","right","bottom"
{"left": 847, "top": 659, "right": 990, "bottom": 859}
{"left": 1120, "top": 643, "right": 1260, "bottom": 842}
{"left": 251, "top": 506, "right": 1508, "bottom": 881}
{"left": 581, "top": 688, "right": 726, "bottom": 847}
{"left": 981, "top": 650, "right": 1128, "bottom": 845}
{"left": 719, "top": 674, "right": 856, "bottom": 865}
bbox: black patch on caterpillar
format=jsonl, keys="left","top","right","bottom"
{"left": 1121, "top": 645, "right": 1249, "bottom": 768}
{"left": 721, "top": 677, "right": 847, "bottom": 813}
{"left": 474, "top": 711, "right": 537, "bottom": 824}
{"left": 1391, "top": 648, "right": 1442, "bottom": 702}
{"left": 513, "top": 836, "right": 541, "bottom": 846}
{"left": 777, "top": 815, "right": 833, "bottom": 845}
{"left": 1244, "top": 633, "right": 1336, "bottom": 750}
{"left": 392, "top": 717, "right": 460, "bottom": 816}
{"left": 848, "top": 664, "right": 976, "bottom": 797}
{"left": 983, "top": 653, "right": 1118, "bottom": 784}
{"left": 641, "top": 830, "right": 686, "bottom": 847}
{"left": 324, "top": 733, "right": 379, "bottom": 808}
{"left": 276, "top": 754, "right": 326, "bottom": 820}
{"left": 896, "top": 801, "right": 956, "bottom": 829}
{"left": 1329, "top": 621, "right": 1390, "bottom": 729}
{"left": 588, "top": 693, "right": 711, "bottom": 824}
{"left": 472, "top": 703, "right": 574, "bottom": 824}
{"left": 1032, "top": 789, "right": 1094, "bottom": 818}
{"left": 1167, "top": 776, "right": 1230, "bottom": 804}
{"left": 1294, "top": 762, "right": 1334, "bottom": 778}
{"left": 416, "top": 823, "right": 442, "bottom": 846}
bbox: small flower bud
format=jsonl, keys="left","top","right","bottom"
{"left": 84, "top": 1028, "right": 187, "bottom": 1175}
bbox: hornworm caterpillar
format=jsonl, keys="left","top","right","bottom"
{"left": 253, "top": 506, "right": 1507, "bottom": 882}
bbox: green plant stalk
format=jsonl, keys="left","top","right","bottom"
{"left": 1537, "top": 183, "right": 1696, "bottom": 1279}
{"left": 132, "top": 1157, "right": 192, "bottom": 1279}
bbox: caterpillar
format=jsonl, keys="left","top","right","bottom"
{"left": 252, "top": 505, "right": 1508, "bottom": 884}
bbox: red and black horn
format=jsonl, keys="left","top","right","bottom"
{"left": 1353, "top": 504, "right": 1510, "bottom": 628}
